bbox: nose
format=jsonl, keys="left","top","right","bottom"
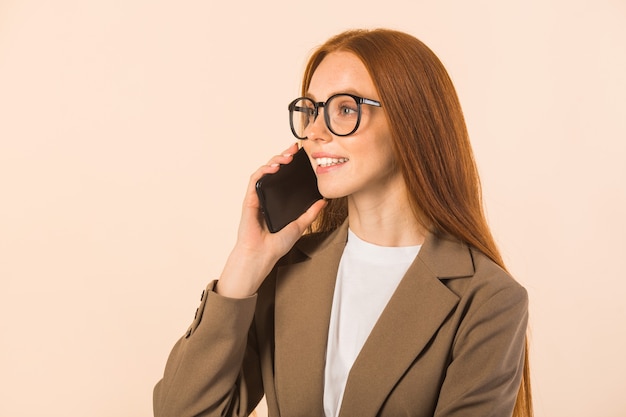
{"left": 304, "top": 108, "right": 332, "bottom": 141}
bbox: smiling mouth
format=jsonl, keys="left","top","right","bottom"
{"left": 316, "top": 157, "right": 349, "bottom": 168}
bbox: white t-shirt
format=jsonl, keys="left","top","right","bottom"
{"left": 323, "top": 229, "right": 422, "bottom": 417}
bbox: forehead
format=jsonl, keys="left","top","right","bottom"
{"left": 307, "top": 51, "right": 377, "bottom": 100}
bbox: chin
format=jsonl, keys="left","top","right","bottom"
{"left": 317, "top": 185, "right": 348, "bottom": 200}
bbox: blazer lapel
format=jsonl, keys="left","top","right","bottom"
{"left": 338, "top": 233, "right": 475, "bottom": 416}
{"left": 273, "top": 222, "right": 349, "bottom": 416}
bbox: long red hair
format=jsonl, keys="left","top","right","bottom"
{"left": 302, "top": 28, "right": 532, "bottom": 417}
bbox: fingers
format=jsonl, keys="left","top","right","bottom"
{"left": 250, "top": 143, "right": 299, "bottom": 181}
{"left": 265, "top": 142, "right": 299, "bottom": 168}
{"left": 242, "top": 143, "right": 301, "bottom": 212}
{"left": 246, "top": 143, "right": 300, "bottom": 194}
{"left": 278, "top": 142, "right": 300, "bottom": 159}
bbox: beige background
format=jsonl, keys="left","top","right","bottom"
{"left": 1, "top": 1, "right": 625, "bottom": 416}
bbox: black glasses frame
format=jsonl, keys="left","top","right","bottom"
{"left": 288, "top": 93, "right": 382, "bottom": 139}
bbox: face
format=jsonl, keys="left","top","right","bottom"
{"left": 301, "top": 51, "right": 404, "bottom": 202}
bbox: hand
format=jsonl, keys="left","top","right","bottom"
{"left": 216, "top": 143, "right": 326, "bottom": 298}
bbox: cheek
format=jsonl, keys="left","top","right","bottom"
{"left": 362, "top": 137, "right": 396, "bottom": 172}
{"left": 375, "top": 131, "right": 398, "bottom": 168}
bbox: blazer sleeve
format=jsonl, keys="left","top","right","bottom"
{"left": 434, "top": 282, "right": 529, "bottom": 417}
{"left": 153, "top": 281, "right": 264, "bottom": 417}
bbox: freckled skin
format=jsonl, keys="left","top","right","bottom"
{"left": 302, "top": 52, "right": 404, "bottom": 205}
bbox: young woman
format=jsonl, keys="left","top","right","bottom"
{"left": 154, "top": 28, "right": 532, "bottom": 417}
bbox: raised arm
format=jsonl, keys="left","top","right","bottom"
{"left": 153, "top": 143, "right": 325, "bottom": 417}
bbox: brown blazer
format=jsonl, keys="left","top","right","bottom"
{"left": 154, "top": 221, "right": 528, "bottom": 417}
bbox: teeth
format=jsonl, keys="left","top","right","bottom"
{"left": 316, "top": 157, "right": 348, "bottom": 167}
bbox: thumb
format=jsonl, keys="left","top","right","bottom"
{"left": 284, "top": 199, "right": 327, "bottom": 236}
{"left": 294, "top": 199, "right": 328, "bottom": 232}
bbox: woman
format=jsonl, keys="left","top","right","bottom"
{"left": 154, "top": 28, "right": 532, "bottom": 417}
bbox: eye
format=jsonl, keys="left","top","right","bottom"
{"left": 333, "top": 99, "right": 358, "bottom": 117}
{"left": 339, "top": 105, "right": 358, "bottom": 115}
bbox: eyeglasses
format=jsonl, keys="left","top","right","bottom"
{"left": 288, "top": 93, "right": 382, "bottom": 139}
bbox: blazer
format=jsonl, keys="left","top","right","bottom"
{"left": 153, "top": 221, "right": 528, "bottom": 417}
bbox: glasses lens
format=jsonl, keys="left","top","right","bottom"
{"left": 326, "top": 95, "right": 360, "bottom": 136}
{"left": 290, "top": 98, "right": 315, "bottom": 139}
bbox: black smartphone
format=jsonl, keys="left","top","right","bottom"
{"left": 255, "top": 147, "right": 323, "bottom": 233}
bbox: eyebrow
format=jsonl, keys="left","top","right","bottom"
{"left": 305, "top": 89, "right": 371, "bottom": 101}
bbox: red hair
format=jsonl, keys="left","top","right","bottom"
{"left": 302, "top": 28, "right": 532, "bottom": 417}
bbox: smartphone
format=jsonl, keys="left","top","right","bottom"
{"left": 255, "top": 147, "right": 323, "bottom": 233}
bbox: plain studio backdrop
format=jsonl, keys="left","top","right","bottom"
{"left": 1, "top": 1, "right": 625, "bottom": 416}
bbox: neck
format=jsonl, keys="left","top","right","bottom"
{"left": 346, "top": 183, "right": 427, "bottom": 247}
